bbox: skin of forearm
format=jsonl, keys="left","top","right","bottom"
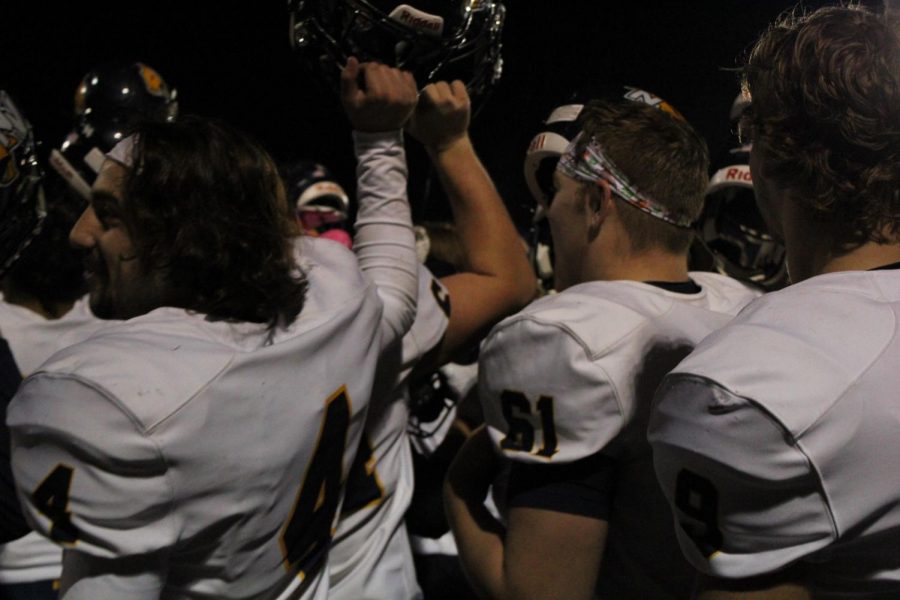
{"left": 428, "top": 136, "right": 535, "bottom": 302}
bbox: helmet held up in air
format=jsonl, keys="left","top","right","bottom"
{"left": 289, "top": 0, "right": 506, "bottom": 100}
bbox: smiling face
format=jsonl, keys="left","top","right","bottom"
{"left": 68, "top": 160, "right": 161, "bottom": 319}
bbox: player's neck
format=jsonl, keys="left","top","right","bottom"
{"left": 1, "top": 282, "right": 75, "bottom": 320}
{"left": 585, "top": 247, "right": 690, "bottom": 284}
{"left": 821, "top": 241, "right": 900, "bottom": 276}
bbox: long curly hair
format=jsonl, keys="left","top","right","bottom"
{"left": 743, "top": 5, "right": 900, "bottom": 248}
{"left": 121, "top": 116, "right": 307, "bottom": 329}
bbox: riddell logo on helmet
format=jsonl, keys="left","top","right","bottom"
{"left": 528, "top": 134, "right": 546, "bottom": 153}
{"left": 390, "top": 5, "right": 444, "bottom": 37}
{"left": 726, "top": 167, "right": 752, "bottom": 182}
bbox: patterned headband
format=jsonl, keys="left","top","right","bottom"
{"left": 557, "top": 133, "right": 694, "bottom": 229}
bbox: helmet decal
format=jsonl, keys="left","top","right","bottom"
{"left": 138, "top": 63, "right": 169, "bottom": 97}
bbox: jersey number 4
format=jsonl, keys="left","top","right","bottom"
{"left": 499, "top": 390, "right": 558, "bottom": 458}
{"left": 32, "top": 464, "right": 80, "bottom": 544}
{"left": 280, "top": 386, "right": 351, "bottom": 581}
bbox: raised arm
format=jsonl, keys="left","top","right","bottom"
{"left": 407, "top": 81, "right": 536, "bottom": 366}
{"left": 341, "top": 58, "right": 419, "bottom": 347}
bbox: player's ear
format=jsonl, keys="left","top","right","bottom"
{"left": 586, "top": 180, "right": 613, "bottom": 235}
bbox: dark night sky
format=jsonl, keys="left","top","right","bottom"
{"left": 1, "top": 1, "right": 875, "bottom": 226}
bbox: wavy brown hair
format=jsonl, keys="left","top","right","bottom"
{"left": 122, "top": 116, "right": 307, "bottom": 329}
{"left": 743, "top": 5, "right": 900, "bottom": 248}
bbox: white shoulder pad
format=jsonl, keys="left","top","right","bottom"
{"left": 648, "top": 374, "right": 835, "bottom": 578}
{"left": 479, "top": 300, "right": 629, "bottom": 465}
{"left": 672, "top": 276, "right": 894, "bottom": 435}
{"left": 33, "top": 318, "right": 236, "bottom": 430}
{"left": 9, "top": 375, "right": 175, "bottom": 559}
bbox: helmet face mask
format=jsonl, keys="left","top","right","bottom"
{"left": 699, "top": 159, "right": 788, "bottom": 290}
{"left": 289, "top": 0, "right": 505, "bottom": 99}
{"left": 0, "top": 91, "right": 47, "bottom": 277}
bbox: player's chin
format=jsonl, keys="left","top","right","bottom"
{"left": 87, "top": 285, "right": 117, "bottom": 320}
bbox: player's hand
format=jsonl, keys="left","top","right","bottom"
{"left": 340, "top": 57, "right": 419, "bottom": 132}
{"left": 406, "top": 80, "right": 471, "bottom": 153}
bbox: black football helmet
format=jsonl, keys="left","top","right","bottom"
{"left": 288, "top": 0, "right": 505, "bottom": 99}
{"left": 697, "top": 147, "right": 788, "bottom": 291}
{"left": 0, "top": 91, "right": 47, "bottom": 277}
{"left": 49, "top": 62, "right": 178, "bottom": 199}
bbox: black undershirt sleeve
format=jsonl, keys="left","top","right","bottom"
{"left": 506, "top": 451, "right": 617, "bottom": 521}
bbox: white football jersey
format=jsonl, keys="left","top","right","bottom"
{"left": 480, "top": 273, "right": 759, "bottom": 597}
{"left": 649, "top": 269, "right": 900, "bottom": 598}
{"left": 0, "top": 296, "right": 108, "bottom": 584}
{"left": 8, "top": 238, "right": 386, "bottom": 599}
{"left": 0, "top": 295, "right": 107, "bottom": 376}
{"left": 329, "top": 267, "right": 449, "bottom": 600}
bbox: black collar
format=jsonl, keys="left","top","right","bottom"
{"left": 870, "top": 261, "right": 900, "bottom": 271}
{"left": 644, "top": 279, "right": 702, "bottom": 294}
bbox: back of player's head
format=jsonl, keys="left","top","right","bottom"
{"left": 0, "top": 91, "right": 47, "bottom": 278}
{"left": 119, "top": 116, "right": 307, "bottom": 328}
{"left": 524, "top": 84, "right": 685, "bottom": 221}
{"left": 576, "top": 99, "right": 709, "bottom": 254}
{"left": 744, "top": 5, "right": 900, "bottom": 247}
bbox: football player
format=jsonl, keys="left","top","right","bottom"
{"left": 649, "top": 5, "right": 900, "bottom": 597}
{"left": 328, "top": 79, "right": 535, "bottom": 599}
{"left": 288, "top": 3, "right": 533, "bottom": 598}
{"left": 7, "top": 61, "right": 420, "bottom": 599}
{"left": 0, "top": 175, "right": 104, "bottom": 599}
{"left": 1, "top": 63, "right": 175, "bottom": 596}
{"left": 0, "top": 90, "right": 48, "bottom": 545}
{"left": 444, "top": 97, "right": 760, "bottom": 599}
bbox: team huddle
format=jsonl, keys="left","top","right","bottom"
{"left": 1, "top": 2, "right": 899, "bottom": 599}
